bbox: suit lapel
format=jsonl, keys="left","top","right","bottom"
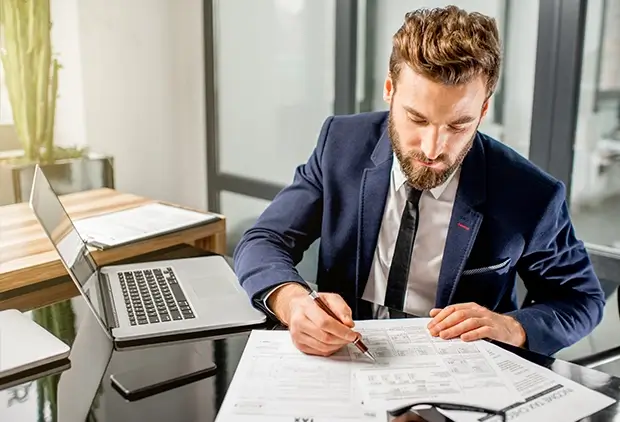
{"left": 435, "top": 134, "right": 487, "bottom": 308}
{"left": 356, "top": 127, "right": 392, "bottom": 308}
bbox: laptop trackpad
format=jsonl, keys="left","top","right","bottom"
{"left": 191, "top": 279, "right": 237, "bottom": 298}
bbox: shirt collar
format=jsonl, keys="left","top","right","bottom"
{"left": 392, "top": 153, "right": 459, "bottom": 200}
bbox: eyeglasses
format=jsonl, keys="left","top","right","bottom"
{"left": 386, "top": 401, "right": 507, "bottom": 422}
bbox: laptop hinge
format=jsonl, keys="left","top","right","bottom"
{"left": 99, "top": 272, "right": 120, "bottom": 329}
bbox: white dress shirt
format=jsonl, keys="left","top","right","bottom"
{"left": 361, "top": 154, "right": 460, "bottom": 316}
{"left": 264, "top": 154, "right": 460, "bottom": 318}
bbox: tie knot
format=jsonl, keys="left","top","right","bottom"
{"left": 405, "top": 185, "right": 422, "bottom": 204}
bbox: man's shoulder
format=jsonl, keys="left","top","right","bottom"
{"left": 325, "top": 111, "right": 388, "bottom": 139}
{"left": 478, "top": 131, "right": 561, "bottom": 194}
{"left": 320, "top": 111, "right": 389, "bottom": 158}
{"left": 329, "top": 110, "right": 389, "bottom": 126}
{"left": 476, "top": 131, "right": 566, "bottom": 228}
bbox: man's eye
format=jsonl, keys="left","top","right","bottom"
{"left": 448, "top": 125, "right": 466, "bottom": 132}
{"left": 410, "top": 118, "right": 427, "bottom": 125}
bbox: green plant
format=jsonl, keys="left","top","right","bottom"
{"left": 0, "top": 0, "right": 60, "bottom": 163}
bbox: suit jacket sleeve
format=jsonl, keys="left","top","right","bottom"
{"left": 233, "top": 116, "right": 333, "bottom": 314}
{"left": 507, "top": 181, "right": 605, "bottom": 356}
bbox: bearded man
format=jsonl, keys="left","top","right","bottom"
{"left": 233, "top": 6, "right": 604, "bottom": 357}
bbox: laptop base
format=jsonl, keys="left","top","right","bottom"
{"left": 113, "top": 319, "right": 269, "bottom": 350}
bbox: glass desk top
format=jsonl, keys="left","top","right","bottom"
{"left": 2, "top": 296, "right": 620, "bottom": 422}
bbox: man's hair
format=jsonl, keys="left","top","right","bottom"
{"left": 389, "top": 6, "right": 501, "bottom": 98}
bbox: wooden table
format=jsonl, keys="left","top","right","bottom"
{"left": 0, "top": 188, "right": 226, "bottom": 310}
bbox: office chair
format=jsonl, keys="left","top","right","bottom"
{"left": 568, "top": 243, "right": 620, "bottom": 368}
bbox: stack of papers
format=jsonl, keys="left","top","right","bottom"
{"left": 215, "top": 319, "right": 616, "bottom": 422}
{"left": 73, "top": 202, "right": 219, "bottom": 249}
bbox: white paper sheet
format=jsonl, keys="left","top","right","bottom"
{"left": 439, "top": 342, "right": 616, "bottom": 422}
{"left": 215, "top": 320, "right": 616, "bottom": 422}
{"left": 349, "top": 319, "right": 522, "bottom": 412}
{"left": 214, "top": 330, "right": 382, "bottom": 422}
{"left": 73, "top": 202, "right": 218, "bottom": 248}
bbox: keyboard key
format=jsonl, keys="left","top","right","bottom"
{"left": 161, "top": 314, "right": 171, "bottom": 322}
{"left": 171, "top": 310, "right": 183, "bottom": 320}
{"left": 169, "top": 284, "right": 187, "bottom": 302}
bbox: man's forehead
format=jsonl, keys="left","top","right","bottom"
{"left": 399, "top": 96, "right": 483, "bottom": 121}
{"left": 397, "top": 66, "right": 487, "bottom": 93}
{"left": 396, "top": 70, "right": 487, "bottom": 106}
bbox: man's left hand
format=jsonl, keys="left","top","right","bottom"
{"left": 427, "top": 302, "right": 527, "bottom": 347}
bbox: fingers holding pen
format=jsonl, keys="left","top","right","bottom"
{"left": 305, "top": 298, "right": 359, "bottom": 343}
{"left": 290, "top": 313, "right": 346, "bottom": 356}
{"left": 319, "top": 293, "right": 355, "bottom": 328}
{"left": 286, "top": 292, "right": 359, "bottom": 357}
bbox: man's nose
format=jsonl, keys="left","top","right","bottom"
{"left": 420, "top": 127, "right": 443, "bottom": 160}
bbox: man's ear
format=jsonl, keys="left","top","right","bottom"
{"left": 481, "top": 98, "right": 490, "bottom": 119}
{"left": 383, "top": 75, "right": 394, "bottom": 103}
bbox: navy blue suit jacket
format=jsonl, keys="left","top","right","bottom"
{"left": 234, "top": 111, "right": 605, "bottom": 356}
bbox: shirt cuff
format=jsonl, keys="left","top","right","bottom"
{"left": 262, "top": 284, "right": 289, "bottom": 318}
{"left": 260, "top": 281, "right": 311, "bottom": 320}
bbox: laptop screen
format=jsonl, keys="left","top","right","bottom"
{"left": 29, "top": 166, "right": 108, "bottom": 330}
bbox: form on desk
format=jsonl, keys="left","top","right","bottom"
{"left": 445, "top": 342, "right": 616, "bottom": 422}
{"left": 215, "top": 319, "right": 615, "bottom": 422}
{"left": 73, "top": 202, "right": 218, "bottom": 249}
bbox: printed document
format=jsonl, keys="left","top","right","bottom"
{"left": 216, "top": 319, "right": 519, "bottom": 422}
{"left": 73, "top": 202, "right": 218, "bottom": 248}
{"left": 438, "top": 342, "right": 616, "bottom": 422}
{"left": 214, "top": 329, "right": 382, "bottom": 422}
{"left": 349, "top": 319, "right": 522, "bottom": 412}
{"left": 215, "top": 319, "right": 615, "bottom": 422}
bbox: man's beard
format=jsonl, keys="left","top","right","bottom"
{"left": 388, "top": 111, "right": 476, "bottom": 191}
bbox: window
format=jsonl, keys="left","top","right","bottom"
{"left": 570, "top": 0, "right": 620, "bottom": 248}
{"left": 593, "top": 0, "right": 620, "bottom": 142}
{"left": 0, "top": 65, "right": 13, "bottom": 125}
{"left": 0, "top": 29, "right": 14, "bottom": 124}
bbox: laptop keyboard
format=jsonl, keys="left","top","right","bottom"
{"left": 118, "top": 267, "right": 196, "bottom": 325}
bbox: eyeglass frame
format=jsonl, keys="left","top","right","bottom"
{"left": 386, "top": 401, "right": 507, "bottom": 422}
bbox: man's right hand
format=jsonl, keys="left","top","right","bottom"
{"left": 268, "top": 283, "right": 358, "bottom": 357}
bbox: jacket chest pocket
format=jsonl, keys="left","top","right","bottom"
{"left": 453, "top": 258, "right": 513, "bottom": 310}
{"left": 461, "top": 257, "right": 511, "bottom": 277}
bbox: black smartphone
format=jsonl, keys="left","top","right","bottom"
{"left": 110, "top": 350, "right": 217, "bottom": 401}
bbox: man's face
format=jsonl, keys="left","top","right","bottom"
{"left": 385, "top": 66, "right": 489, "bottom": 190}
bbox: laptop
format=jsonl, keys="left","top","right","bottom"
{"left": 0, "top": 309, "right": 70, "bottom": 388}
{"left": 29, "top": 165, "right": 266, "bottom": 350}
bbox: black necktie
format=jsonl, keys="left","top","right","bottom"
{"left": 384, "top": 186, "right": 422, "bottom": 311}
